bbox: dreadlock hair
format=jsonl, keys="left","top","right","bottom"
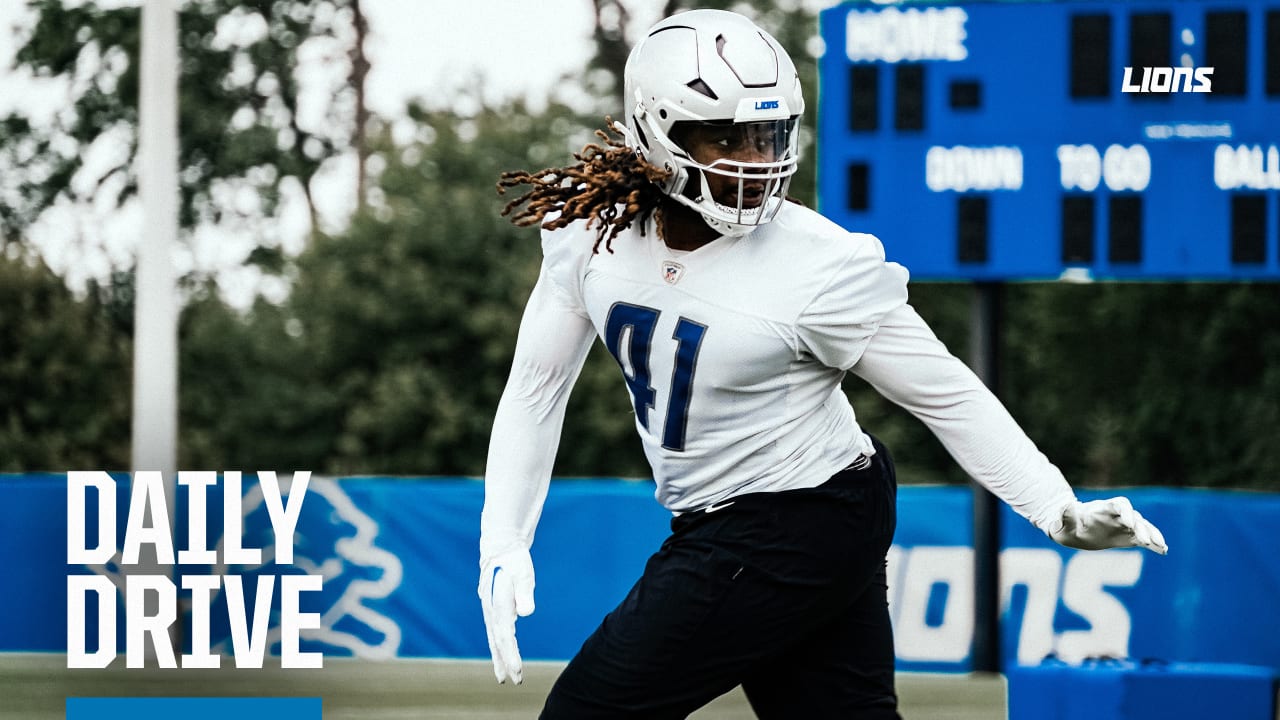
{"left": 497, "top": 118, "right": 672, "bottom": 254}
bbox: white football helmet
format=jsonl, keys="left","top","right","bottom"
{"left": 620, "top": 9, "right": 804, "bottom": 237}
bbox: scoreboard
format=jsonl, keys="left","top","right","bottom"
{"left": 816, "top": 0, "right": 1280, "bottom": 280}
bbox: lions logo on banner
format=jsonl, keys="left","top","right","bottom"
{"left": 208, "top": 476, "right": 404, "bottom": 659}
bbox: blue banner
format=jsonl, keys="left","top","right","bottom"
{"left": 5, "top": 473, "right": 1278, "bottom": 674}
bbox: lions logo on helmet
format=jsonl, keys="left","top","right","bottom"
{"left": 618, "top": 9, "right": 804, "bottom": 237}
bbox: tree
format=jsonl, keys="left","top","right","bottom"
{"left": 176, "top": 98, "right": 649, "bottom": 477}
{"left": 0, "top": 0, "right": 367, "bottom": 257}
{"left": 0, "top": 249, "right": 131, "bottom": 471}
{"left": 1003, "top": 283, "right": 1280, "bottom": 490}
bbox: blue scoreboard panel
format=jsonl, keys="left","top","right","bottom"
{"left": 816, "top": 0, "right": 1280, "bottom": 279}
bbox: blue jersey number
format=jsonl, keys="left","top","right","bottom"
{"left": 604, "top": 303, "right": 708, "bottom": 451}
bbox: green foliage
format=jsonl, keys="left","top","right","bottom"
{"left": 1002, "top": 283, "right": 1280, "bottom": 489}
{"left": 178, "top": 285, "right": 335, "bottom": 471}
{"left": 0, "top": 251, "right": 131, "bottom": 470}
{"left": 176, "top": 101, "right": 648, "bottom": 477}
{"left": 0, "top": 0, "right": 360, "bottom": 242}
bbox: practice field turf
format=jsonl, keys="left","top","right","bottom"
{"left": 0, "top": 654, "right": 1005, "bottom": 719}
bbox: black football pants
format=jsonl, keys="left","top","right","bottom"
{"left": 541, "top": 436, "right": 901, "bottom": 719}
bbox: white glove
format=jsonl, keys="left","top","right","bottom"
{"left": 1049, "top": 497, "right": 1168, "bottom": 554}
{"left": 478, "top": 546, "right": 536, "bottom": 684}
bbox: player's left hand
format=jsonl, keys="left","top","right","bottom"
{"left": 1049, "top": 497, "right": 1169, "bottom": 554}
{"left": 478, "top": 546, "right": 536, "bottom": 684}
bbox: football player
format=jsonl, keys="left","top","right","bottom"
{"left": 480, "top": 9, "right": 1167, "bottom": 719}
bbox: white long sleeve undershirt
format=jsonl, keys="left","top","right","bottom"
{"left": 479, "top": 269, "right": 595, "bottom": 560}
{"left": 851, "top": 303, "right": 1077, "bottom": 532}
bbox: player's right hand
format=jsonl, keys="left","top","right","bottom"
{"left": 478, "top": 546, "right": 536, "bottom": 684}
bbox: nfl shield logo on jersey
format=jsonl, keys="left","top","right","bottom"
{"left": 662, "top": 260, "right": 685, "bottom": 285}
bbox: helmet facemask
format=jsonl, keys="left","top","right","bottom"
{"left": 665, "top": 118, "right": 800, "bottom": 237}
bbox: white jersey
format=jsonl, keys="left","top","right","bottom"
{"left": 480, "top": 203, "right": 1075, "bottom": 557}
{"left": 541, "top": 203, "right": 904, "bottom": 511}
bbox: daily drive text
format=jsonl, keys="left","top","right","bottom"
{"left": 66, "top": 470, "right": 322, "bottom": 669}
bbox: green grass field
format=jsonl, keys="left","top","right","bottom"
{"left": 0, "top": 653, "right": 1005, "bottom": 719}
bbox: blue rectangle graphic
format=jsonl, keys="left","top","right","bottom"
{"left": 66, "top": 697, "right": 321, "bottom": 720}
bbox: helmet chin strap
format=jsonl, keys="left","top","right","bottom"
{"left": 701, "top": 214, "right": 757, "bottom": 238}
